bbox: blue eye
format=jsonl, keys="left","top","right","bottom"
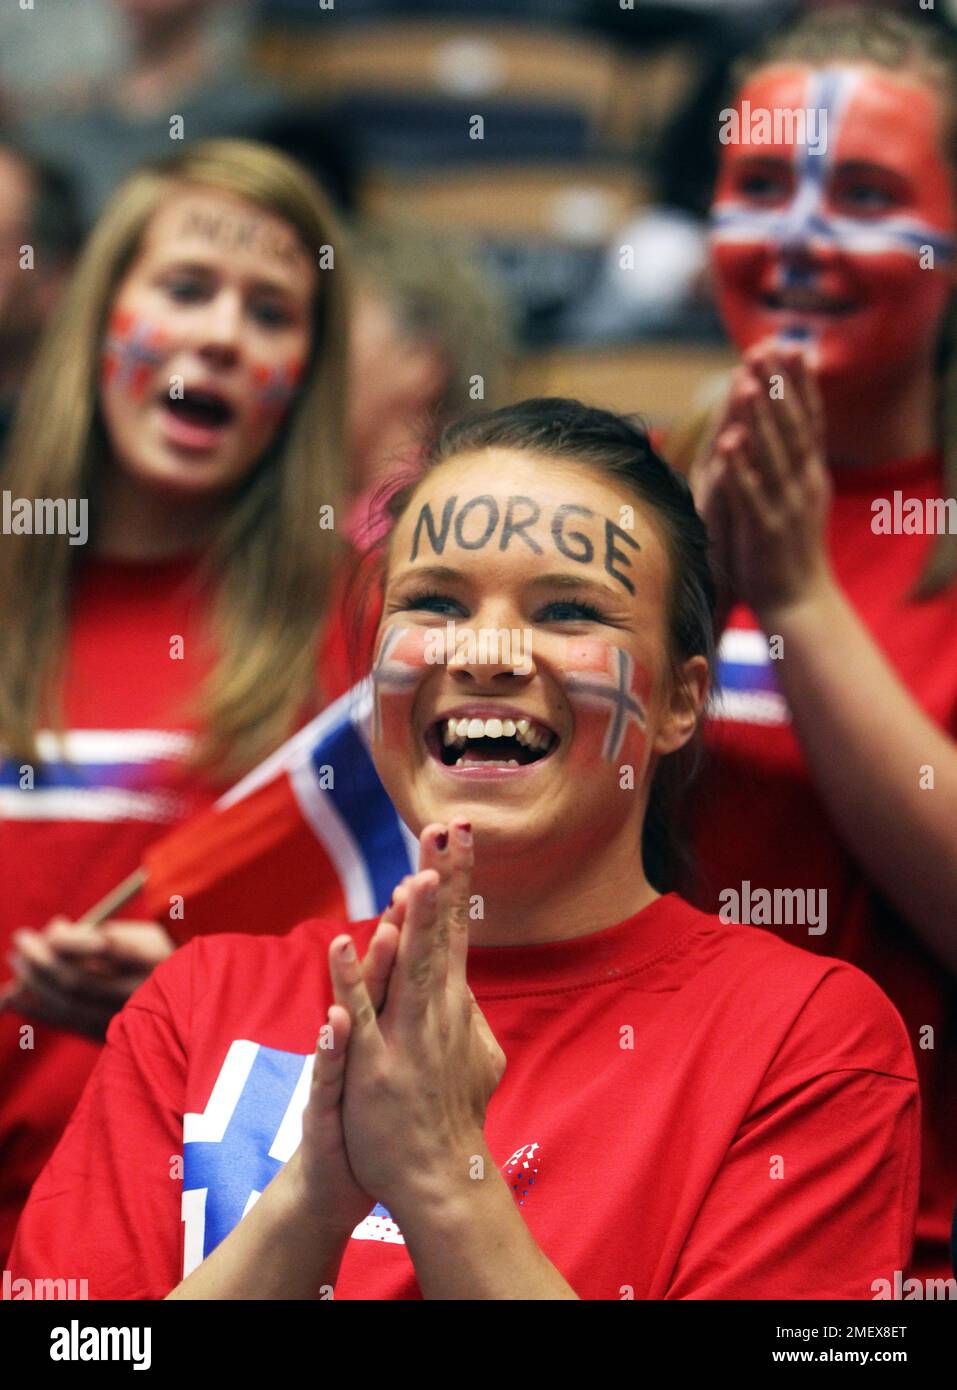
{"left": 539, "top": 599, "right": 606, "bottom": 622}
{"left": 165, "top": 279, "right": 205, "bottom": 302}
{"left": 251, "top": 301, "right": 292, "bottom": 328}
{"left": 403, "top": 589, "right": 464, "bottom": 616}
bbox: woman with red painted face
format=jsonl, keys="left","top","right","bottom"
{"left": 0, "top": 139, "right": 351, "bottom": 1263}
{"left": 680, "top": 8, "right": 957, "bottom": 1281}
{"left": 8, "top": 401, "right": 919, "bottom": 1299}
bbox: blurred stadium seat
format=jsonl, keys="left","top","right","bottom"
{"left": 513, "top": 343, "right": 734, "bottom": 429}
{"left": 608, "top": 43, "right": 700, "bottom": 152}
{"left": 360, "top": 161, "right": 642, "bottom": 239}
{"left": 254, "top": 1, "right": 595, "bottom": 22}
{"left": 361, "top": 160, "right": 645, "bottom": 345}
{"left": 252, "top": 19, "right": 624, "bottom": 144}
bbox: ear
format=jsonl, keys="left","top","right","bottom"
{"left": 651, "top": 654, "right": 710, "bottom": 756}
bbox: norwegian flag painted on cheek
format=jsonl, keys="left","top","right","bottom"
{"left": 370, "top": 624, "right": 651, "bottom": 770}
{"left": 558, "top": 637, "right": 651, "bottom": 766}
{"left": 370, "top": 625, "right": 433, "bottom": 745}
{"left": 101, "top": 309, "right": 170, "bottom": 401}
{"left": 250, "top": 359, "right": 303, "bottom": 422}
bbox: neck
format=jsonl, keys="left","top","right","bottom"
{"left": 823, "top": 363, "right": 938, "bottom": 469}
{"left": 464, "top": 818, "right": 659, "bottom": 947}
{"left": 95, "top": 466, "right": 222, "bottom": 561}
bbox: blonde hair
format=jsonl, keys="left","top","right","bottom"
{"left": 734, "top": 4, "right": 957, "bottom": 597}
{"left": 0, "top": 138, "right": 351, "bottom": 779}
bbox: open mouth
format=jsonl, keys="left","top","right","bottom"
{"left": 761, "top": 290, "right": 856, "bottom": 316}
{"left": 425, "top": 714, "right": 559, "bottom": 770}
{"left": 162, "top": 387, "right": 236, "bottom": 428}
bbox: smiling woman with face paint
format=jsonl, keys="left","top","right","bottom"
{"left": 680, "top": 7, "right": 957, "bottom": 1281}
{"left": 0, "top": 139, "right": 351, "bottom": 1263}
{"left": 8, "top": 399, "right": 920, "bottom": 1300}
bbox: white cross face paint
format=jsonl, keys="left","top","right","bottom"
{"left": 710, "top": 63, "right": 957, "bottom": 381}
{"left": 370, "top": 620, "right": 651, "bottom": 780}
{"left": 560, "top": 638, "right": 650, "bottom": 765}
{"left": 367, "top": 449, "right": 682, "bottom": 868}
{"left": 101, "top": 309, "right": 170, "bottom": 402}
{"left": 371, "top": 624, "right": 429, "bottom": 744}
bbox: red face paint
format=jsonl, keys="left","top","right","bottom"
{"left": 558, "top": 636, "right": 651, "bottom": 768}
{"left": 370, "top": 624, "right": 433, "bottom": 748}
{"left": 710, "top": 65, "right": 957, "bottom": 381}
{"left": 249, "top": 358, "right": 304, "bottom": 425}
{"left": 370, "top": 621, "right": 652, "bottom": 774}
{"left": 101, "top": 308, "right": 170, "bottom": 402}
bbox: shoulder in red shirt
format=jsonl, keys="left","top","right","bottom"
{"left": 9, "top": 893, "right": 919, "bottom": 1300}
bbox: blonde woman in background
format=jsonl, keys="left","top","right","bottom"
{"left": 0, "top": 138, "right": 351, "bottom": 1262}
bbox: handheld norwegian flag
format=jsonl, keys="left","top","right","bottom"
{"left": 139, "top": 680, "right": 417, "bottom": 944}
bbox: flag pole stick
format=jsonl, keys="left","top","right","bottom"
{"left": 76, "top": 867, "right": 149, "bottom": 928}
{"left": 0, "top": 868, "right": 149, "bottom": 1009}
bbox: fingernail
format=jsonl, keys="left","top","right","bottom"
{"left": 340, "top": 939, "right": 356, "bottom": 963}
{"left": 435, "top": 830, "right": 448, "bottom": 851}
{"left": 454, "top": 822, "right": 472, "bottom": 845}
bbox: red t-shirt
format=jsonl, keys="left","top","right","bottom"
{"left": 9, "top": 894, "right": 919, "bottom": 1300}
{"left": 0, "top": 553, "right": 358, "bottom": 1262}
{"left": 688, "top": 453, "right": 957, "bottom": 1280}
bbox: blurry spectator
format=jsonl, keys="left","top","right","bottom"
{"left": 0, "top": 137, "right": 353, "bottom": 1261}
{"left": 563, "top": 0, "right": 957, "bottom": 345}
{"left": 0, "top": 142, "right": 82, "bottom": 457}
{"left": 346, "top": 219, "right": 515, "bottom": 542}
{"left": 0, "top": 0, "right": 122, "bottom": 118}
{"left": 559, "top": 0, "right": 789, "bottom": 345}
{"left": 14, "top": 0, "right": 304, "bottom": 228}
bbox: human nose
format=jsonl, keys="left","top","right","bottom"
{"left": 192, "top": 288, "right": 243, "bottom": 364}
{"left": 772, "top": 171, "right": 836, "bottom": 274}
{"left": 445, "top": 601, "right": 536, "bottom": 683}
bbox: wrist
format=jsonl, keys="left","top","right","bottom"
{"left": 756, "top": 565, "right": 838, "bottom": 633}
{"left": 280, "top": 1149, "right": 364, "bottom": 1244}
{"left": 388, "top": 1136, "right": 497, "bottom": 1232}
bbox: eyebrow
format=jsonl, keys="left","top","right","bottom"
{"left": 390, "top": 565, "right": 624, "bottom": 601}
{"left": 154, "top": 257, "right": 302, "bottom": 297}
{"left": 529, "top": 572, "right": 623, "bottom": 600}
{"left": 731, "top": 154, "right": 904, "bottom": 181}
{"left": 830, "top": 160, "right": 906, "bottom": 181}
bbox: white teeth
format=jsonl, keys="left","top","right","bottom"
{"left": 439, "top": 714, "right": 553, "bottom": 751}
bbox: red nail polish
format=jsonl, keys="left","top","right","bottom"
{"left": 435, "top": 831, "right": 448, "bottom": 851}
